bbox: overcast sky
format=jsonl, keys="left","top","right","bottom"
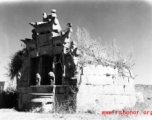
{"left": 0, "top": 0, "right": 152, "bottom": 85}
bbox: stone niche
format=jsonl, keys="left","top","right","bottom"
{"left": 77, "top": 65, "right": 136, "bottom": 113}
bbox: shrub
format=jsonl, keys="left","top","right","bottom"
{"left": 73, "top": 27, "right": 136, "bottom": 71}
{"left": 7, "top": 48, "right": 28, "bottom": 80}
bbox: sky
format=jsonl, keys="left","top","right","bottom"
{"left": 0, "top": 0, "right": 152, "bottom": 85}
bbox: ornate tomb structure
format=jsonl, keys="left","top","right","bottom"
{"left": 17, "top": 10, "right": 78, "bottom": 111}
{"left": 17, "top": 10, "right": 137, "bottom": 112}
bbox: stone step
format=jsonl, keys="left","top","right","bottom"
{"left": 31, "top": 97, "right": 54, "bottom": 103}
{"left": 29, "top": 93, "right": 54, "bottom": 100}
{"left": 30, "top": 97, "right": 55, "bottom": 112}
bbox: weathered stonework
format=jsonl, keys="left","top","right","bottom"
{"left": 77, "top": 65, "right": 136, "bottom": 112}
{"left": 17, "top": 10, "right": 137, "bottom": 112}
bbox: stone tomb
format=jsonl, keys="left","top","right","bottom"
{"left": 17, "top": 10, "right": 137, "bottom": 112}
{"left": 17, "top": 10, "right": 78, "bottom": 111}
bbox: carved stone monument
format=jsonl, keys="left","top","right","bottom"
{"left": 17, "top": 9, "right": 78, "bottom": 111}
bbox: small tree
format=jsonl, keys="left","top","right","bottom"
{"left": 7, "top": 48, "right": 28, "bottom": 80}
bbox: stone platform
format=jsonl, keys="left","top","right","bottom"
{"left": 17, "top": 85, "right": 77, "bottom": 111}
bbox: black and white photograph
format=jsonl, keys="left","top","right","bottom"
{"left": 0, "top": 0, "right": 152, "bottom": 119}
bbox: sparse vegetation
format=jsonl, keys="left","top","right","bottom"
{"left": 73, "top": 27, "right": 136, "bottom": 71}
{"left": 54, "top": 95, "right": 76, "bottom": 114}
